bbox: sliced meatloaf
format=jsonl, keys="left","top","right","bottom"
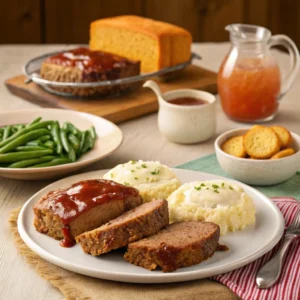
{"left": 124, "top": 221, "right": 220, "bottom": 272}
{"left": 76, "top": 199, "right": 169, "bottom": 255}
{"left": 40, "top": 47, "right": 140, "bottom": 96}
{"left": 33, "top": 179, "right": 142, "bottom": 247}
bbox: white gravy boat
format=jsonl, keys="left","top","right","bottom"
{"left": 144, "top": 80, "right": 216, "bottom": 144}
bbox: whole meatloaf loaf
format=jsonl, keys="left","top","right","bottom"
{"left": 40, "top": 47, "right": 140, "bottom": 96}
{"left": 33, "top": 179, "right": 142, "bottom": 247}
{"left": 124, "top": 221, "right": 220, "bottom": 272}
{"left": 76, "top": 199, "right": 169, "bottom": 255}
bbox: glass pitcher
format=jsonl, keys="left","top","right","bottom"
{"left": 218, "top": 24, "right": 299, "bottom": 123}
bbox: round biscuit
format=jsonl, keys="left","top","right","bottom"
{"left": 271, "top": 148, "right": 295, "bottom": 159}
{"left": 243, "top": 127, "right": 281, "bottom": 159}
{"left": 270, "top": 126, "right": 292, "bottom": 148}
{"left": 221, "top": 136, "right": 246, "bottom": 158}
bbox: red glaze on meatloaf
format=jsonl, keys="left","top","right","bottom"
{"left": 40, "top": 47, "right": 140, "bottom": 96}
{"left": 33, "top": 179, "right": 142, "bottom": 247}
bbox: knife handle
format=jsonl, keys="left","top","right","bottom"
{"left": 256, "top": 236, "right": 295, "bottom": 289}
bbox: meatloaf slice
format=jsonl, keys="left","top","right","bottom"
{"left": 33, "top": 179, "right": 142, "bottom": 247}
{"left": 124, "top": 221, "right": 220, "bottom": 272}
{"left": 76, "top": 199, "right": 169, "bottom": 255}
{"left": 40, "top": 47, "right": 140, "bottom": 97}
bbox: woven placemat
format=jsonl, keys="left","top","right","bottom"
{"left": 9, "top": 207, "right": 238, "bottom": 300}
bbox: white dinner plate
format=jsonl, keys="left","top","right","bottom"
{"left": 18, "top": 169, "right": 285, "bottom": 283}
{"left": 0, "top": 109, "right": 123, "bottom": 180}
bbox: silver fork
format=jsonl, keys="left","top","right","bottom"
{"left": 256, "top": 208, "right": 300, "bottom": 289}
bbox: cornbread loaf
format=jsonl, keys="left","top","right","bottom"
{"left": 76, "top": 199, "right": 169, "bottom": 255}
{"left": 221, "top": 136, "right": 247, "bottom": 158}
{"left": 90, "top": 15, "right": 192, "bottom": 73}
{"left": 243, "top": 126, "right": 281, "bottom": 159}
{"left": 271, "top": 148, "right": 295, "bottom": 159}
{"left": 40, "top": 47, "right": 140, "bottom": 96}
{"left": 33, "top": 179, "right": 142, "bottom": 247}
{"left": 271, "top": 126, "right": 292, "bottom": 148}
{"left": 124, "top": 221, "right": 220, "bottom": 272}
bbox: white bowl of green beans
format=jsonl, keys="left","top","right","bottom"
{"left": 0, "top": 109, "right": 123, "bottom": 180}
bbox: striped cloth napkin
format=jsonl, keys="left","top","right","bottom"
{"left": 212, "top": 197, "right": 300, "bottom": 300}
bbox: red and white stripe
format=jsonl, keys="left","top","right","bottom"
{"left": 212, "top": 197, "right": 300, "bottom": 300}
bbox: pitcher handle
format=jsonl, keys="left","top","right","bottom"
{"left": 268, "top": 35, "right": 299, "bottom": 100}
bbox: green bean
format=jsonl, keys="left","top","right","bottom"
{"left": 82, "top": 131, "right": 93, "bottom": 153}
{"left": 0, "top": 149, "right": 53, "bottom": 163}
{"left": 8, "top": 156, "right": 56, "bottom": 168}
{"left": 78, "top": 130, "right": 87, "bottom": 156}
{"left": 26, "top": 140, "right": 44, "bottom": 146}
{"left": 43, "top": 140, "right": 55, "bottom": 149}
{"left": 63, "top": 122, "right": 81, "bottom": 136}
{"left": 15, "top": 124, "right": 25, "bottom": 132}
{"left": 50, "top": 122, "right": 62, "bottom": 155}
{"left": 15, "top": 146, "right": 46, "bottom": 151}
{"left": 29, "top": 157, "right": 72, "bottom": 168}
{"left": 3, "top": 126, "right": 12, "bottom": 140}
{"left": 61, "top": 130, "right": 76, "bottom": 162}
{"left": 0, "top": 120, "right": 53, "bottom": 148}
{"left": 89, "top": 126, "right": 96, "bottom": 140}
{"left": 37, "top": 135, "right": 51, "bottom": 142}
{"left": 68, "top": 133, "right": 80, "bottom": 151}
{"left": 0, "top": 128, "right": 4, "bottom": 134}
{"left": 87, "top": 127, "right": 96, "bottom": 149}
{"left": 11, "top": 126, "right": 18, "bottom": 134}
{"left": 29, "top": 117, "right": 42, "bottom": 126}
{"left": 0, "top": 128, "right": 49, "bottom": 153}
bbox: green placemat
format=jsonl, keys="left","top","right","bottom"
{"left": 176, "top": 154, "right": 300, "bottom": 200}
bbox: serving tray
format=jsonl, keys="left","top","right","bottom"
{"left": 23, "top": 50, "right": 200, "bottom": 94}
{"left": 6, "top": 65, "right": 217, "bottom": 124}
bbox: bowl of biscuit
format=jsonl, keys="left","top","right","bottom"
{"left": 215, "top": 125, "right": 300, "bottom": 185}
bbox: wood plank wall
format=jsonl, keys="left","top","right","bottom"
{"left": 1, "top": 0, "right": 300, "bottom": 49}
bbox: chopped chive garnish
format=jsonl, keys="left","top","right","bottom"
{"left": 131, "top": 160, "right": 137, "bottom": 164}
{"left": 221, "top": 182, "right": 225, "bottom": 187}
{"left": 194, "top": 186, "right": 201, "bottom": 191}
{"left": 134, "top": 177, "right": 138, "bottom": 180}
{"left": 131, "top": 170, "right": 135, "bottom": 173}
{"left": 201, "top": 183, "right": 206, "bottom": 187}
{"left": 124, "top": 181, "right": 130, "bottom": 186}
{"left": 212, "top": 184, "right": 219, "bottom": 189}
{"left": 151, "top": 169, "right": 160, "bottom": 175}
{"left": 206, "top": 188, "right": 209, "bottom": 190}
{"left": 110, "top": 173, "right": 114, "bottom": 178}
{"left": 229, "top": 186, "right": 233, "bottom": 190}
{"left": 214, "top": 190, "right": 219, "bottom": 193}
{"left": 141, "top": 164, "right": 147, "bottom": 168}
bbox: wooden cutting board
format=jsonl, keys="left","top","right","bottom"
{"left": 5, "top": 65, "right": 217, "bottom": 124}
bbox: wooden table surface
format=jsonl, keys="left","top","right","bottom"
{"left": 0, "top": 43, "right": 299, "bottom": 300}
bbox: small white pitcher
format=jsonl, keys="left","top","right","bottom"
{"left": 144, "top": 80, "right": 217, "bottom": 144}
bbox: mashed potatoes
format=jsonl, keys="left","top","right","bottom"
{"left": 103, "top": 160, "right": 181, "bottom": 202}
{"left": 167, "top": 180, "right": 256, "bottom": 235}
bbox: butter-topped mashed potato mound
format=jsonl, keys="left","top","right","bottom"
{"left": 167, "top": 180, "right": 256, "bottom": 235}
{"left": 90, "top": 15, "right": 192, "bottom": 73}
{"left": 103, "top": 160, "right": 181, "bottom": 203}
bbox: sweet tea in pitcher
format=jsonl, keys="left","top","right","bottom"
{"left": 218, "top": 24, "right": 299, "bottom": 122}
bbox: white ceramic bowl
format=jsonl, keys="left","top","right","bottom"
{"left": 157, "top": 89, "right": 216, "bottom": 144}
{"left": 0, "top": 109, "right": 123, "bottom": 180}
{"left": 215, "top": 128, "right": 300, "bottom": 186}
